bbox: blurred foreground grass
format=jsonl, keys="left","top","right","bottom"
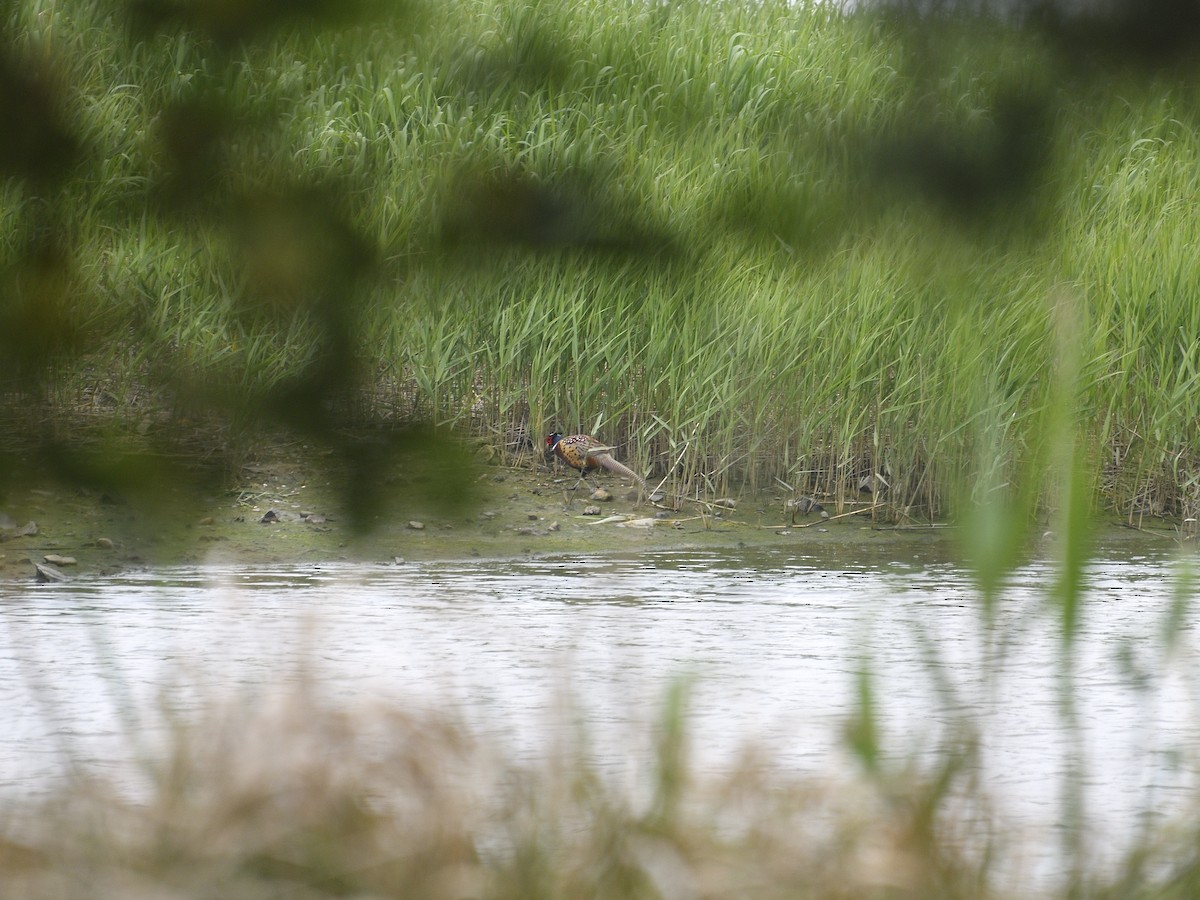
{"left": 1, "top": 667, "right": 1199, "bottom": 900}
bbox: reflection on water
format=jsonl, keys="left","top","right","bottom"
{"left": 2, "top": 541, "right": 1198, "bottom": 879}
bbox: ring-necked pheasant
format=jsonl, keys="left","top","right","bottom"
{"left": 544, "top": 432, "right": 646, "bottom": 491}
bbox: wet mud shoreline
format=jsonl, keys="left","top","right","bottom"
{"left": 0, "top": 448, "right": 1188, "bottom": 582}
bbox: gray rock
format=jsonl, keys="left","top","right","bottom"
{"left": 1, "top": 521, "right": 38, "bottom": 539}
{"left": 34, "top": 562, "right": 67, "bottom": 583}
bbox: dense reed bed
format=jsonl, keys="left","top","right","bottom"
{"left": 6, "top": 0, "right": 1200, "bottom": 519}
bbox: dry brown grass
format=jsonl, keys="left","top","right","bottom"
{"left": 0, "top": 675, "right": 1027, "bottom": 900}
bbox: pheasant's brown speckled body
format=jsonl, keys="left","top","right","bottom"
{"left": 544, "top": 433, "right": 645, "bottom": 489}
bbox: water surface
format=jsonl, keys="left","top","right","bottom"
{"left": 3, "top": 540, "right": 1198, "bottom": 879}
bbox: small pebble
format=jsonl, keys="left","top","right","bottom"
{"left": 407, "top": 521, "right": 425, "bottom": 530}
{"left": 582, "top": 505, "right": 602, "bottom": 516}
{"left": 96, "top": 537, "right": 114, "bottom": 549}
{"left": 590, "top": 488, "right": 612, "bottom": 502}
{"left": 43, "top": 554, "right": 76, "bottom": 566}
{"left": 547, "top": 521, "right": 560, "bottom": 532}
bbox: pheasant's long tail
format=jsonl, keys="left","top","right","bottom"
{"left": 592, "top": 453, "right": 647, "bottom": 489}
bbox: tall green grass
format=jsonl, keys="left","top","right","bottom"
{"left": 6, "top": 0, "right": 1200, "bottom": 520}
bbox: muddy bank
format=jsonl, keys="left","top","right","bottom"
{"left": 0, "top": 446, "right": 1187, "bottom": 582}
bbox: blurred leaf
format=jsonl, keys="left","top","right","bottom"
{"left": 126, "top": 0, "right": 410, "bottom": 48}
{"left": 1163, "top": 558, "right": 1196, "bottom": 654}
{"left": 0, "top": 240, "right": 83, "bottom": 379}
{"left": 1047, "top": 291, "right": 1093, "bottom": 645}
{"left": 330, "top": 425, "right": 479, "bottom": 533}
{"left": 870, "top": 86, "right": 1054, "bottom": 230}
{"left": 152, "top": 91, "right": 239, "bottom": 209}
{"left": 0, "top": 51, "right": 80, "bottom": 185}
{"left": 1030, "top": 0, "right": 1200, "bottom": 69}
{"left": 1053, "top": 441, "right": 1091, "bottom": 642}
{"left": 961, "top": 489, "right": 1028, "bottom": 621}
{"left": 649, "top": 675, "right": 691, "bottom": 829}
{"left": 845, "top": 661, "right": 880, "bottom": 775}
{"left": 232, "top": 185, "right": 375, "bottom": 318}
{"left": 439, "top": 166, "right": 675, "bottom": 257}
